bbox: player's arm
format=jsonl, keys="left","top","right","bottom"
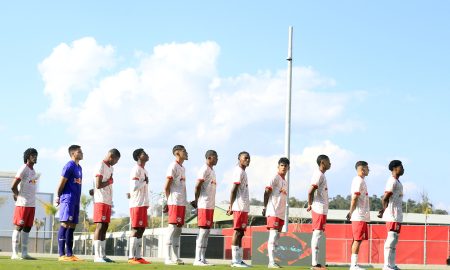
{"left": 96, "top": 175, "right": 112, "bottom": 189}
{"left": 194, "top": 179, "right": 204, "bottom": 206}
{"left": 262, "top": 187, "right": 272, "bottom": 216}
{"left": 11, "top": 178, "right": 21, "bottom": 201}
{"left": 55, "top": 176, "right": 68, "bottom": 205}
{"left": 378, "top": 192, "right": 392, "bottom": 218}
{"left": 227, "top": 183, "right": 239, "bottom": 215}
{"left": 347, "top": 193, "right": 360, "bottom": 221}
{"left": 307, "top": 185, "right": 318, "bottom": 211}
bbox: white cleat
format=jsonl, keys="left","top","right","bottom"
{"left": 165, "top": 259, "right": 185, "bottom": 265}
{"left": 382, "top": 266, "right": 395, "bottom": 270}
{"left": 350, "top": 265, "right": 364, "bottom": 270}
{"left": 268, "top": 262, "right": 282, "bottom": 268}
{"left": 11, "top": 253, "right": 22, "bottom": 260}
{"left": 193, "top": 260, "right": 208, "bottom": 266}
{"left": 231, "top": 261, "right": 251, "bottom": 268}
{"left": 94, "top": 257, "right": 107, "bottom": 263}
{"left": 202, "top": 260, "right": 215, "bottom": 266}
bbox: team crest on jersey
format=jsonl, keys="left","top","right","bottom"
{"left": 28, "top": 179, "right": 37, "bottom": 184}
{"left": 19, "top": 220, "right": 24, "bottom": 225}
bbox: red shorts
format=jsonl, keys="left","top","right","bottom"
{"left": 267, "top": 216, "right": 285, "bottom": 231}
{"left": 94, "top": 203, "right": 112, "bottom": 223}
{"left": 386, "top": 222, "right": 401, "bottom": 233}
{"left": 233, "top": 211, "right": 249, "bottom": 231}
{"left": 13, "top": 206, "right": 35, "bottom": 228}
{"left": 198, "top": 208, "right": 214, "bottom": 228}
{"left": 352, "top": 221, "right": 368, "bottom": 240}
{"left": 312, "top": 210, "right": 327, "bottom": 231}
{"left": 130, "top": 206, "right": 148, "bottom": 228}
{"left": 168, "top": 205, "right": 186, "bottom": 226}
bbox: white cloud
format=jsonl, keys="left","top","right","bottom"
{"left": 37, "top": 37, "right": 367, "bottom": 215}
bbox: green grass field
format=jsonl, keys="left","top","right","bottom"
{"left": 0, "top": 257, "right": 400, "bottom": 270}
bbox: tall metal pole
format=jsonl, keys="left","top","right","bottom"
{"left": 282, "top": 26, "right": 293, "bottom": 233}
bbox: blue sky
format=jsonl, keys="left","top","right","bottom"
{"left": 1, "top": 1, "right": 449, "bottom": 217}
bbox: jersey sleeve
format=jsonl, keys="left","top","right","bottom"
{"left": 61, "top": 162, "right": 73, "bottom": 179}
{"left": 197, "top": 166, "right": 206, "bottom": 182}
{"left": 94, "top": 162, "right": 104, "bottom": 179}
{"left": 232, "top": 167, "right": 242, "bottom": 185}
{"left": 15, "top": 165, "right": 26, "bottom": 180}
{"left": 310, "top": 171, "right": 321, "bottom": 188}
{"left": 384, "top": 178, "right": 395, "bottom": 194}
{"left": 351, "top": 177, "right": 362, "bottom": 196}
{"left": 266, "top": 175, "right": 277, "bottom": 190}
{"left": 166, "top": 163, "right": 175, "bottom": 180}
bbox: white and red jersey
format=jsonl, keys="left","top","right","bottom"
{"left": 93, "top": 161, "right": 114, "bottom": 205}
{"left": 129, "top": 164, "right": 149, "bottom": 208}
{"left": 310, "top": 168, "right": 329, "bottom": 215}
{"left": 231, "top": 165, "right": 250, "bottom": 213}
{"left": 382, "top": 176, "right": 403, "bottom": 222}
{"left": 350, "top": 176, "right": 370, "bottom": 222}
{"left": 14, "top": 164, "right": 38, "bottom": 207}
{"left": 166, "top": 161, "right": 187, "bottom": 206}
{"left": 266, "top": 174, "right": 288, "bottom": 220}
{"left": 197, "top": 164, "right": 216, "bottom": 210}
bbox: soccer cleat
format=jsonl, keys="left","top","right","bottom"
{"left": 21, "top": 254, "right": 37, "bottom": 260}
{"left": 103, "top": 257, "right": 115, "bottom": 263}
{"left": 382, "top": 267, "right": 395, "bottom": 270}
{"left": 193, "top": 260, "right": 208, "bottom": 266}
{"left": 136, "top": 258, "right": 151, "bottom": 264}
{"left": 58, "top": 255, "right": 67, "bottom": 261}
{"left": 94, "top": 257, "right": 107, "bottom": 263}
{"left": 202, "top": 260, "right": 215, "bottom": 266}
{"left": 268, "top": 262, "right": 282, "bottom": 268}
{"left": 128, "top": 258, "right": 141, "bottom": 264}
{"left": 311, "top": 264, "right": 327, "bottom": 270}
{"left": 11, "top": 253, "right": 22, "bottom": 260}
{"left": 393, "top": 266, "right": 401, "bottom": 270}
{"left": 231, "top": 261, "right": 251, "bottom": 268}
{"left": 68, "top": 255, "right": 84, "bottom": 261}
{"left": 350, "top": 265, "right": 364, "bottom": 270}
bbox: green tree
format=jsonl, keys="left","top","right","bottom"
{"left": 40, "top": 200, "right": 58, "bottom": 254}
{"left": 80, "top": 194, "right": 92, "bottom": 234}
{"left": 328, "top": 195, "right": 351, "bottom": 210}
{"left": 33, "top": 219, "right": 44, "bottom": 252}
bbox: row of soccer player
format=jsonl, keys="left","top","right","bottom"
{"left": 10, "top": 145, "right": 404, "bottom": 270}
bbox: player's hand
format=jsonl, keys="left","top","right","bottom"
{"left": 190, "top": 200, "right": 197, "bottom": 209}
{"left": 126, "top": 193, "right": 131, "bottom": 199}
{"left": 108, "top": 178, "right": 114, "bottom": 185}
{"left": 163, "top": 204, "right": 169, "bottom": 213}
{"left": 306, "top": 205, "right": 312, "bottom": 212}
{"left": 346, "top": 212, "right": 351, "bottom": 221}
{"left": 144, "top": 176, "right": 149, "bottom": 184}
{"left": 54, "top": 197, "right": 60, "bottom": 206}
{"left": 89, "top": 189, "right": 94, "bottom": 196}
{"left": 13, "top": 194, "right": 17, "bottom": 201}
{"left": 262, "top": 208, "right": 266, "bottom": 217}
{"left": 377, "top": 209, "right": 384, "bottom": 218}
{"left": 226, "top": 206, "right": 233, "bottom": 216}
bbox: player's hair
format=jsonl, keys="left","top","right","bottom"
{"left": 238, "top": 151, "right": 250, "bottom": 159}
{"left": 205, "top": 150, "right": 217, "bottom": 159}
{"left": 355, "top": 160, "right": 368, "bottom": 169}
{"left": 278, "top": 157, "right": 290, "bottom": 166}
{"left": 23, "top": 148, "right": 38, "bottom": 163}
{"left": 316, "top": 154, "right": 329, "bottom": 165}
{"left": 133, "top": 148, "right": 145, "bottom": 161}
{"left": 109, "top": 148, "right": 121, "bottom": 158}
{"left": 68, "top": 145, "right": 81, "bottom": 155}
{"left": 389, "top": 160, "right": 403, "bottom": 171}
{"left": 172, "top": 145, "right": 185, "bottom": 155}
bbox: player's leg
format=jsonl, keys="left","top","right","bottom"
{"left": 11, "top": 225, "right": 22, "bottom": 259}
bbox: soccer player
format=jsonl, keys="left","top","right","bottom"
{"left": 55, "top": 145, "right": 84, "bottom": 262}
{"left": 164, "top": 145, "right": 188, "bottom": 265}
{"left": 128, "top": 148, "right": 151, "bottom": 264}
{"left": 10, "top": 148, "right": 39, "bottom": 260}
{"left": 307, "top": 154, "right": 331, "bottom": 270}
{"left": 346, "top": 161, "right": 370, "bottom": 270}
{"left": 227, "top": 151, "right": 251, "bottom": 268}
{"left": 193, "top": 150, "right": 218, "bottom": 266}
{"left": 262, "top": 157, "right": 290, "bottom": 269}
{"left": 92, "top": 149, "right": 121, "bottom": 263}
{"left": 378, "top": 160, "right": 404, "bottom": 270}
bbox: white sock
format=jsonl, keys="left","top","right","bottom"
{"left": 21, "top": 232, "right": 29, "bottom": 256}
{"left": 136, "top": 237, "right": 142, "bottom": 259}
{"left": 172, "top": 227, "right": 182, "bottom": 261}
{"left": 351, "top": 253, "right": 358, "bottom": 266}
{"left": 165, "top": 225, "right": 176, "bottom": 262}
{"left": 391, "top": 232, "right": 398, "bottom": 267}
{"left": 201, "top": 229, "right": 210, "bottom": 261}
{"left": 129, "top": 237, "right": 137, "bottom": 259}
{"left": 94, "top": 240, "right": 100, "bottom": 258}
{"left": 231, "top": 245, "right": 240, "bottom": 263}
{"left": 268, "top": 230, "right": 277, "bottom": 263}
{"left": 384, "top": 231, "right": 396, "bottom": 267}
{"left": 100, "top": 240, "right": 106, "bottom": 258}
{"left": 239, "top": 246, "right": 244, "bottom": 262}
{"left": 311, "top": 230, "right": 322, "bottom": 266}
{"left": 196, "top": 228, "right": 206, "bottom": 261}
{"left": 12, "top": 230, "right": 20, "bottom": 255}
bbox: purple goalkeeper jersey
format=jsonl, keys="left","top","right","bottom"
{"left": 60, "top": 160, "right": 82, "bottom": 205}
